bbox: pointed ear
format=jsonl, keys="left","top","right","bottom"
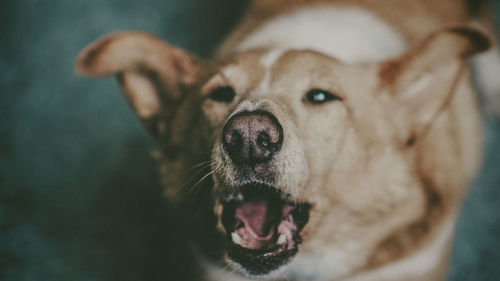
{"left": 75, "top": 31, "right": 201, "bottom": 137}
{"left": 379, "top": 27, "right": 490, "bottom": 146}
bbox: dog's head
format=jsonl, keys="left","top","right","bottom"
{"left": 76, "top": 27, "right": 489, "bottom": 279}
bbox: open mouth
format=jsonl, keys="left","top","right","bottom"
{"left": 220, "top": 183, "right": 311, "bottom": 276}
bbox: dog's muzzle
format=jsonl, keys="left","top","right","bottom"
{"left": 216, "top": 110, "right": 311, "bottom": 277}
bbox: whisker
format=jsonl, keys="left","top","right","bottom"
{"left": 181, "top": 170, "right": 209, "bottom": 196}
{"left": 180, "top": 161, "right": 215, "bottom": 195}
{"left": 189, "top": 160, "right": 213, "bottom": 170}
{"left": 209, "top": 164, "right": 225, "bottom": 205}
{"left": 191, "top": 170, "right": 215, "bottom": 191}
{"left": 189, "top": 169, "right": 217, "bottom": 223}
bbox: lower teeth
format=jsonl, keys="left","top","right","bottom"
{"left": 277, "top": 234, "right": 287, "bottom": 245}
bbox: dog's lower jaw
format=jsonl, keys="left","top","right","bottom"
{"left": 199, "top": 249, "right": 297, "bottom": 281}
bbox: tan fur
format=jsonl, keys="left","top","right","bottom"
{"left": 75, "top": 1, "right": 492, "bottom": 281}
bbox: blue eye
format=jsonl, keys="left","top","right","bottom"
{"left": 304, "top": 89, "right": 342, "bottom": 104}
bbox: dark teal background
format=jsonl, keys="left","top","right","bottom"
{"left": 0, "top": 1, "right": 498, "bottom": 280}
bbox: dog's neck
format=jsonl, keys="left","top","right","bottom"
{"left": 284, "top": 218, "right": 454, "bottom": 281}
{"left": 224, "top": 5, "right": 408, "bottom": 63}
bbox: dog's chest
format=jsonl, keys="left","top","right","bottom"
{"left": 234, "top": 5, "right": 407, "bottom": 63}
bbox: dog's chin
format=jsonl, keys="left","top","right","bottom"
{"left": 218, "top": 183, "right": 311, "bottom": 277}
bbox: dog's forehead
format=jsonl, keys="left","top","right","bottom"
{"left": 218, "top": 49, "right": 347, "bottom": 95}
{"left": 264, "top": 50, "right": 346, "bottom": 86}
{"left": 233, "top": 49, "right": 343, "bottom": 74}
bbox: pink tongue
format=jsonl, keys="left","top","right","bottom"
{"left": 235, "top": 200, "right": 278, "bottom": 238}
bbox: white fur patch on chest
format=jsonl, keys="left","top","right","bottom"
{"left": 235, "top": 5, "right": 407, "bottom": 63}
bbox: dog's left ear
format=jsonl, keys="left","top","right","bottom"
{"left": 75, "top": 31, "right": 201, "bottom": 137}
{"left": 379, "top": 27, "right": 490, "bottom": 146}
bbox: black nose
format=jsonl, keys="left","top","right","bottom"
{"left": 223, "top": 111, "right": 283, "bottom": 165}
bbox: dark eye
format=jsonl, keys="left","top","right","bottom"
{"left": 304, "top": 89, "right": 342, "bottom": 104}
{"left": 208, "top": 86, "right": 236, "bottom": 103}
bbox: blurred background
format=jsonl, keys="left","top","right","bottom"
{"left": 0, "top": 0, "right": 498, "bottom": 280}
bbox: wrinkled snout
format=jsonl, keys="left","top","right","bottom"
{"left": 223, "top": 111, "right": 283, "bottom": 165}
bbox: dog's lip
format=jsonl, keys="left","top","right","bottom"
{"left": 226, "top": 239, "right": 299, "bottom": 276}
{"left": 218, "top": 182, "right": 311, "bottom": 276}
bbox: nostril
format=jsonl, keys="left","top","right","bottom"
{"left": 257, "top": 132, "right": 271, "bottom": 148}
{"left": 226, "top": 130, "right": 242, "bottom": 147}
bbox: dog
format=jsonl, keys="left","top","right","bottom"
{"left": 75, "top": 0, "right": 498, "bottom": 280}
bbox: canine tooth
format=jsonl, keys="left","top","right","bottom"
{"left": 277, "top": 234, "right": 287, "bottom": 245}
{"left": 231, "top": 232, "right": 242, "bottom": 245}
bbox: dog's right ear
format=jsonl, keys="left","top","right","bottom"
{"left": 75, "top": 32, "right": 201, "bottom": 137}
